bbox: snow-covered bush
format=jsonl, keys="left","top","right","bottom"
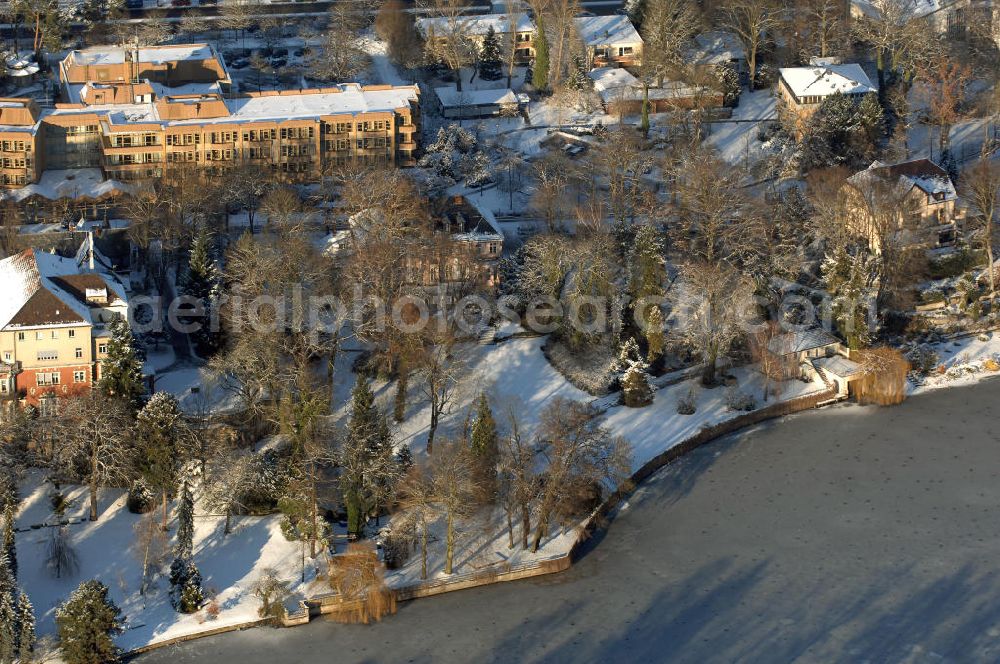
{"left": 905, "top": 344, "right": 939, "bottom": 376}
{"left": 676, "top": 388, "right": 697, "bottom": 415}
{"left": 621, "top": 363, "right": 654, "bottom": 407}
{"left": 417, "top": 124, "right": 492, "bottom": 187}
{"left": 127, "top": 479, "right": 156, "bottom": 514}
{"left": 725, "top": 387, "right": 756, "bottom": 412}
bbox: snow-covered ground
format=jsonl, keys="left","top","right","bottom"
{"left": 152, "top": 364, "right": 242, "bottom": 415}
{"left": 909, "top": 329, "right": 1000, "bottom": 394}
{"left": 15, "top": 473, "right": 312, "bottom": 652}
{"left": 704, "top": 88, "right": 777, "bottom": 168}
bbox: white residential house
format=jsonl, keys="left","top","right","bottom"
{"left": 416, "top": 13, "right": 537, "bottom": 64}
{"left": 685, "top": 30, "right": 748, "bottom": 78}
{"left": 574, "top": 15, "right": 643, "bottom": 69}
{"left": 434, "top": 86, "right": 525, "bottom": 118}
{"left": 777, "top": 61, "right": 877, "bottom": 136}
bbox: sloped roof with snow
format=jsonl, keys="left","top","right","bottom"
{"left": 67, "top": 44, "right": 216, "bottom": 67}
{"left": 779, "top": 64, "right": 876, "bottom": 99}
{"left": 851, "top": 0, "right": 955, "bottom": 21}
{"left": 575, "top": 15, "right": 642, "bottom": 47}
{"left": 814, "top": 355, "right": 864, "bottom": 378}
{"left": 434, "top": 86, "right": 518, "bottom": 108}
{"left": 847, "top": 159, "right": 957, "bottom": 201}
{"left": 417, "top": 13, "right": 534, "bottom": 37}
{"left": 687, "top": 31, "right": 746, "bottom": 65}
{"left": 0, "top": 249, "right": 127, "bottom": 330}
{"left": 768, "top": 328, "right": 840, "bottom": 356}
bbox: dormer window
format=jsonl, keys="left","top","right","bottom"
{"left": 85, "top": 287, "right": 109, "bottom": 305}
{"left": 933, "top": 192, "right": 945, "bottom": 202}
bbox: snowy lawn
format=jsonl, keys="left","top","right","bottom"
{"left": 15, "top": 473, "right": 311, "bottom": 652}
{"left": 604, "top": 365, "right": 828, "bottom": 472}
{"left": 909, "top": 330, "right": 1000, "bottom": 394}
{"left": 704, "top": 88, "right": 777, "bottom": 168}
{"left": 152, "top": 364, "right": 243, "bottom": 415}
{"left": 383, "top": 507, "right": 578, "bottom": 589}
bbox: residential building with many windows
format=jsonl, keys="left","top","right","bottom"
{"left": 0, "top": 246, "right": 129, "bottom": 409}
{"left": 0, "top": 43, "right": 421, "bottom": 191}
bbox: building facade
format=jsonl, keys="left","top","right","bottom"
{"left": 843, "top": 159, "right": 965, "bottom": 251}
{"left": 0, "top": 44, "right": 421, "bottom": 191}
{"left": 417, "top": 13, "right": 536, "bottom": 64}
{"left": 0, "top": 247, "right": 129, "bottom": 409}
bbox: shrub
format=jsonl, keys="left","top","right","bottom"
{"left": 126, "top": 479, "right": 156, "bottom": 514}
{"left": 985, "top": 358, "right": 1000, "bottom": 372}
{"left": 621, "top": 364, "right": 654, "bottom": 408}
{"left": 676, "top": 388, "right": 697, "bottom": 415}
{"left": 905, "top": 345, "right": 939, "bottom": 376}
{"left": 251, "top": 568, "right": 289, "bottom": 623}
{"left": 381, "top": 531, "right": 412, "bottom": 571}
{"left": 725, "top": 387, "right": 756, "bottom": 412}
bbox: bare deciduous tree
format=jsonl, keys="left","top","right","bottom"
{"left": 719, "top": 0, "right": 779, "bottom": 92}
{"left": 52, "top": 393, "right": 135, "bottom": 521}
{"left": 963, "top": 158, "right": 1000, "bottom": 302}
{"left": 531, "top": 398, "right": 630, "bottom": 552}
{"left": 430, "top": 439, "right": 479, "bottom": 574}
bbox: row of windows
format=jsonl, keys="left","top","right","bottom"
{"left": 0, "top": 141, "right": 28, "bottom": 152}
{"left": 280, "top": 126, "right": 315, "bottom": 140}
{"left": 0, "top": 174, "right": 26, "bottom": 185}
{"left": 109, "top": 153, "right": 162, "bottom": 165}
{"left": 34, "top": 348, "right": 86, "bottom": 361}
{"left": 36, "top": 371, "right": 88, "bottom": 386}
{"left": 323, "top": 120, "right": 389, "bottom": 134}
{"left": 16, "top": 329, "right": 76, "bottom": 341}
{"left": 2, "top": 158, "right": 27, "bottom": 168}
{"left": 323, "top": 138, "right": 389, "bottom": 151}
{"left": 66, "top": 125, "right": 100, "bottom": 135}
{"left": 112, "top": 134, "right": 158, "bottom": 148}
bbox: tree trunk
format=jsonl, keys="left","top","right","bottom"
{"left": 506, "top": 507, "right": 514, "bottom": 549}
{"left": 445, "top": 509, "right": 455, "bottom": 574}
{"left": 89, "top": 481, "right": 98, "bottom": 521}
{"left": 161, "top": 491, "right": 169, "bottom": 531}
{"left": 427, "top": 402, "right": 439, "bottom": 454}
{"left": 224, "top": 506, "right": 232, "bottom": 536}
{"left": 520, "top": 502, "right": 530, "bottom": 550}
{"left": 531, "top": 508, "right": 547, "bottom": 553}
{"left": 420, "top": 519, "right": 428, "bottom": 580}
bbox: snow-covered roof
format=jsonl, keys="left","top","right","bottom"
{"left": 687, "top": 31, "right": 746, "bottom": 65}
{"left": 768, "top": 328, "right": 840, "bottom": 355}
{"left": 68, "top": 44, "right": 216, "bottom": 66}
{"left": 574, "top": 15, "right": 642, "bottom": 47}
{"left": 588, "top": 67, "right": 711, "bottom": 103}
{"left": 848, "top": 159, "right": 957, "bottom": 202}
{"left": 851, "top": 0, "right": 956, "bottom": 21}
{"left": 1, "top": 168, "right": 134, "bottom": 203}
{"left": 434, "top": 86, "right": 519, "bottom": 108}
{"left": 416, "top": 13, "right": 534, "bottom": 37}
{"left": 0, "top": 248, "right": 127, "bottom": 330}
{"left": 162, "top": 84, "right": 419, "bottom": 126}
{"left": 779, "top": 64, "right": 876, "bottom": 100}
{"left": 814, "top": 355, "right": 864, "bottom": 378}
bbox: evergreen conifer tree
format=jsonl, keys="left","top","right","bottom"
{"left": 469, "top": 393, "right": 499, "bottom": 500}
{"left": 181, "top": 226, "right": 224, "bottom": 357}
{"left": 532, "top": 17, "right": 550, "bottom": 91}
{"left": 622, "top": 362, "right": 654, "bottom": 407}
{"left": 0, "top": 551, "right": 15, "bottom": 664}
{"left": 55, "top": 580, "right": 123, "bottom": 664}
{"left": 645, "top": 306, "right": 665, "bottom": 363}
{"left": 1, "top": 505, "right": 15, "bottom": 581}
{"left": 566, "top": 55, "right": 590, "bottom": 91}
{"left": 478, "top": 25, "right": 502, "bottom": 80}
{"left": 175, "top": 481, "right": 194, "bottom": 561}
{"left": 97, "top": 314, "right": 146, "bottom": 410}
{"left": 17, "top": 591, "right": 35, "bottom": 663}
{"left": 137, "top": 392, "right": 182, "bottom": 530}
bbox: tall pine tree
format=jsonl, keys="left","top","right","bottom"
{"left": 1, "top": 505, "right": 15, "bottom": 581}
{"left": 98, "top": 314, "right": 146, "bottom": 410}
{"left": 181, "top": 226, "right": 224, "bottom": 357}
{"left": 17, "top": 591, "right": 35, "bottom": 663}
{"left": 532, "top": 16, "right": 550, "bottom": 91}
{"left": 341, "top": 378, "right": 394, "bottom": 537}
{"left": 137, "top": 392, "right": 182, "bottom": 530}
{"left": 175, "top": 481, "right": 194, "bottom": 561}
{"left": 56, "top": 580, "right": 123, "bottom": 664}
{"left": 469, "top": 393, "right": 499, "bottom": 501}
{"left": 478, "top": 25, "right": 502, "bottom": 81}
{"left": 0, "top": 550, "right": 15, "bottom": 664}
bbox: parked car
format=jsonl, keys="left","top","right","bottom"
{"left": 269, "top": 57, "right": 287, "bottom": 68}
{"left": 229, "top": 57, "right": 249, "bottom": 69}
{"left": 125, "top": 0, "right": 143, "bottom": 8}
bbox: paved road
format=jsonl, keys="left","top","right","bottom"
{"left": 138, "top": 378, "right": 1000, "bottom": 663}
